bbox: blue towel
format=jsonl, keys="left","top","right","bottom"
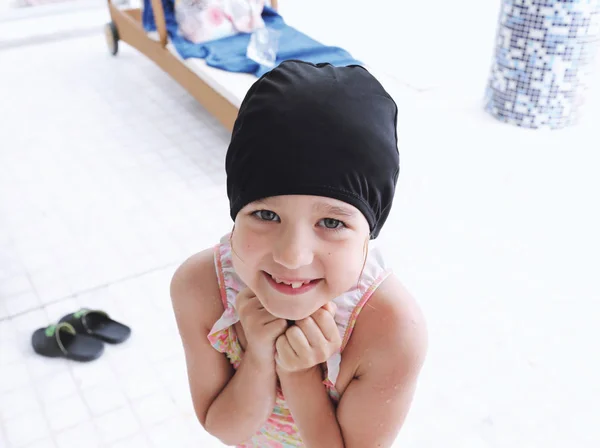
{"left": 142, "top": 2, "right": 361, "bottom": 77}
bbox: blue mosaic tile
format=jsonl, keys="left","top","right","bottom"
{"left": 485, "top": 0, "right": 600, "bottom": 129}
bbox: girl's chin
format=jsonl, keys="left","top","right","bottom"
{"left": 261, "top": 302, "right": 315, "bottom": 321}
{"left": 266, "top": 307, "right": 311, "bottom": 321}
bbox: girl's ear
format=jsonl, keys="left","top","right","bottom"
{"left": 357, "top": 236, "right": 369, "bottom": 287}
{"left": 230, "top": 224, "right": 244, "bottom": 263}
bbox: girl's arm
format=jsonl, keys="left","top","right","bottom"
{"left": 279, "top": 275, "right": 428, "bottom": 447}
{"left": 170, "top": 250, "right": 277, "bottom": 446}
{"left": 336, "top": 276, "right": 428, "bottom": 447}
{"left": 278, "top": 365, "right": 345, "bottom": 447}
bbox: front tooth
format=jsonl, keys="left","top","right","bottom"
{"left": 291, "top": 282, "right": 303, "bottom": 289}
{"left": 274, "top": 277, "right": 283, "bottom": 284}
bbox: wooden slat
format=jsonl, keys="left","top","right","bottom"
{"left": 148, "top": 0, "right": 167, "bottom": 47}
{"left": 107, "top": 3, "right": 239, "bottom": 130}
{"left": 123, "top": 7, "right": 141, "bottom": 22}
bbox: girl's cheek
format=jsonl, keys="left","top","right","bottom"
{"left": 234, "top": 226, "right": 271, "bottom": 267}
{"left": 239, "top": 230, "right": 264, "bottom": 255}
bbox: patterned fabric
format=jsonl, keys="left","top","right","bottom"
{"left": 207, "top": 234, "right": 391, "bottom": 447}
{"left": 485, "top": 0, "right": 600, "bottom": 129}
{"left": 175, "top": 0, "right": 265, "bottom": 44}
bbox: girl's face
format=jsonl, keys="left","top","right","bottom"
{"left": 231, "top": 195, "right": 371, "bottom": 320}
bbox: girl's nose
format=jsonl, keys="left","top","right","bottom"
{"left": 272, "top": 226, "right": 314, "bottom": 269}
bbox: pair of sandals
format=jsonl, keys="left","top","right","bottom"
{"left": 31, "top": 308, "right": 131, "bottom": 362}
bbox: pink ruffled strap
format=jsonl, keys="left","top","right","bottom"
{"left": 207, "top": 237, "right": 244, "bottom": 366}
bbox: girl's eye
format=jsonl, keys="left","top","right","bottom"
{"left": 253, "top": 210, "right": 280, "bottom": 222}
{"left": 319, "top": 218, "right": 345, "bottom": 230}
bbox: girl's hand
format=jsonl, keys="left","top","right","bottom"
{"left": 235, "top": 288, "right": 288, "bottom": 366}
{"left": 275, "top": 302, "right": 341, "bottom": 374}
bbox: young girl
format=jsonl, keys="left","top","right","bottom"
{"left": 170, "top": 60, "right": 428, "bottom": 447}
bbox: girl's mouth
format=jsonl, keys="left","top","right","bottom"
{"left": 263, "top": 272, "right": 322, "bottom": 295}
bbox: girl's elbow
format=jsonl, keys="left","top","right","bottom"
{"left": 207, "top": 427, "right": 250, "bottom": 447}
{"left": 202, "top": 409, "right": 251, "bottom": 446}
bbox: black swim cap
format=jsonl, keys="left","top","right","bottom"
{"left": 226, "top": 60, "right": 399, "bottom": 239}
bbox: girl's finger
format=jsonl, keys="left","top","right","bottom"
{"left": 275, "top": 335, "right": 295, "bottom": 366}
{"left": 295, "top": 317, "right": 324, "bottom": 347}
{"left": 312, "top": 308, "right": 341, "bottom": 344}
{"left": 234, "top": 288, "right": 255, "bottom": 311}
{"left": 285, "top": 325, "right": 310, "bottom": 357}
{"left": 322, "top": 301, "right": 337, "bottom": 317}
{"left": 258, "top": 307, "right": 282, "bottom": 324}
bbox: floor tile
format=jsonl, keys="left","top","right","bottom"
{"left": 0, "top": 362, "right": 31, "bottom": 393}
{"left": 25, "top": 354, "right": 70, "bottom": 381}
{"left": 54, "top": 420, "right": 100, "bottom": 448}
{"left": 4, "top": 291, "right": 40, "bottom": 316}
{"left": 34, "top": 371, "right": 78, "bottom": 405}
{"left": 0, "top": 335, "right": 25, "bottom": 365}
{"left": 94, "top": 406, "right": 141, "bottom": 445}
{"left": 81, "top": 383, "right": 128, "bottom": 417}
{"left": 22, "top": 438, "right": 56, "bottom": 448}
{"left": 10, "top": 309, "right": 50, "bottom": 335}
{"left": 0, "top": 385, "right": 41, "bottom": 421}
{"left": 130, "top": 392, "right": 177, "bottom": 429}
{"left": 0, "top": 274, "right": 33, "bottom": 299}
{"left": 43, "top": 394, "right": 90, "bottom": 432}
{"left": 4, "top": 409, "right": 50, "bottom": 447}
{"left": 108, "top": 433, "right": 151, "bottom": 448}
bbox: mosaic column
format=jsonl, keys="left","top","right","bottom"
{"left": 485, "top": 0, "right": 600, "bottom": 129}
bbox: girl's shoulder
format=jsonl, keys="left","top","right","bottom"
{"left": 170, "top": 247, "right": 224, "bottom": 333}
{"left": 348, "top": 273, "right": 428, "bottom": 377}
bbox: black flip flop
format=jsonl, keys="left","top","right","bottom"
{"left": 59, "top": 308, "right": 131, "bottom": 344}
{"left": 31, "top": 322, "right": 104, "bottom": 362}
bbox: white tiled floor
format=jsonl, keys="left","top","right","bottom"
{"left": 2, "top": 2, "right": 600, "bottom": 447}
{"left": 0, "top": 29, "right": 232, "bottom": 448}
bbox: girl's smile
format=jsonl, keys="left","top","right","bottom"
{"left": 231, "top": 194, "right": 371, "bottom": 320}
{"left": 262, "top": 271, "right": 323, "bottom": 295}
